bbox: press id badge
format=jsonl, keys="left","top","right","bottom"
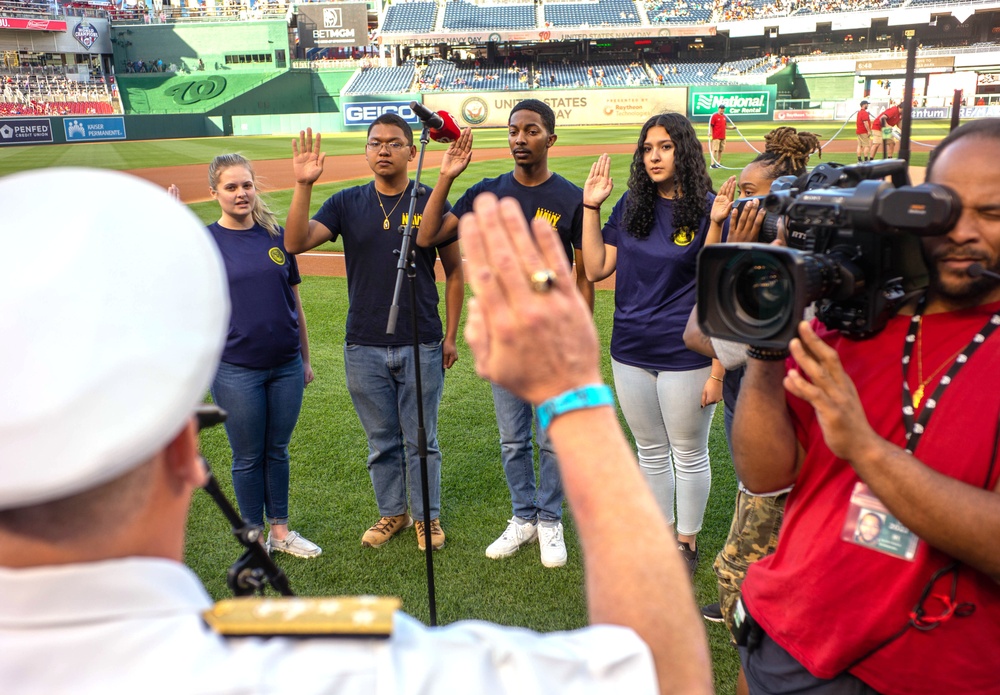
{"left": 841, "top": 481, "right": 920, "bottom": 561}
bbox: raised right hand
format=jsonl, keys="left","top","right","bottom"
{"left": 710, "top": 176, "right": 736, "bottom": 225}
{"left": 583, "top": 153, "right": 614, "bottom": 208}
{"left": 439, "top": 127, "right": 473, "bottom": 180}
{"left": 292, "top": 128, "right": 326, "bottom": 185}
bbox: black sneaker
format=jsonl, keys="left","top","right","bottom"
{"left": 701, "top": 602, "right": 724, "bottom": 623}
{"left": 677, "top": 541, "right": 698, "bottom": 578}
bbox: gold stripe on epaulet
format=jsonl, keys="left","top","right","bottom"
{"left": 203, "top": 595, "right": 401, "bottom": 638}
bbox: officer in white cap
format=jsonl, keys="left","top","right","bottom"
{"left": 0, "top": 170, "right": 710, "bottom": 694}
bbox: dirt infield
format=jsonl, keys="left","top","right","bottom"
{"left": 125, "top": 138, "right": 868, "bottom": 204}
{"left": 126, "top": 137, "right": 918, "bottom": 286}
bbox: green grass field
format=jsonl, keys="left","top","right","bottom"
{"left": 3, "top": 120, "right": 955, "bottom": 694}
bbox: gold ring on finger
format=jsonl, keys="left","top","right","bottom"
{"left": 529, "top": 269, "right": 557, "bottom": 293}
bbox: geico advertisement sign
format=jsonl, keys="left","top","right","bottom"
{"left": 343, "top": 102, "right": 420, "bottom": 126}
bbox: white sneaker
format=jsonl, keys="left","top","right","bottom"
{"left": 485, "top": 517, "right": 538, "bottom": 559}
{"left": 538, "top": 522, "right": 567, "bottom": 568}
{"left": 267, "top": 530, "right": 322, "bottom": 559}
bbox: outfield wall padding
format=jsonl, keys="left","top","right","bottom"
{"left": 232, "top": 113, "right": 345, "bottom": 135}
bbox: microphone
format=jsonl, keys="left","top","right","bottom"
{"left": 968, "top": 263, "right": 1000, "bottom": 281}
{"left": 410, "top": 101, "right": 461, "bottom": 143}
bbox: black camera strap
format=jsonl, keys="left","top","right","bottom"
{"left": 900, "top": 294, "right": 1000, "bottom": 454}
{"left": 837, "top": 295, "right": 1000, "bottom": 675}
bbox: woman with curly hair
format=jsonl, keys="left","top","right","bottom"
{"left": 582, "top": 112, "right": 722, "bottom": 576}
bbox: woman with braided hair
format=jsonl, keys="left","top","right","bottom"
{"left": 582, "top": 112, "right": 724, "bottom": 577}
{"left": 683, "top": 128, "right": 822, "bottom": 677}
{"left": 707, "top": 126, "right": 823, "bottom": 245}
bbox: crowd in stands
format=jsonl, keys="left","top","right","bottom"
{"left": 0, "top": 71, "right": 117, "bottom": 115}
{"left": 712, "top": 0, "right": 897, "bottom": 22}
{"left": 341, "top": 55, "right": 786, "bottom": 95}
{"left": 646, "top": 0, "right": 713, "bottom": 23}
{"left": 543, "top": 0, "right": 641, "bottom": 28}
{"left": 0, "top": 0, "right": 53, "bottom": 18}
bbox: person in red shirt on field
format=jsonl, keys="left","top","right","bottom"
{"left": 856, "top": 99, "right": 872, "bottom": 162}
{"left": 871, "top": 100, "right": 902, "bottom": 159}
{"left": 709, "top": 106, "right": 736, "bottom": 169}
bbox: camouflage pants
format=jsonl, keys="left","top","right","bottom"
{"left": 713, "top": 488, "right": 789, "bottom": 638}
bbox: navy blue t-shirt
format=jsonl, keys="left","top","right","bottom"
{"left": 601, "top": 192, "right": 715, "bottom": 371}
{"left": 452, "top": 171, "right": 583, "bottom": 264}
{"left": 313, "top": 181, "right": 452, "bottom": 346}
{"left": 208, "top": 222, "right": 302, "bottom": 369}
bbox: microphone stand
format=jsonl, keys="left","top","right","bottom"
{"left": 386, "top": 124, "right": 438, "bottom": 627}
{"left": 196, "top": 405, "right": 294, "bottom": 597}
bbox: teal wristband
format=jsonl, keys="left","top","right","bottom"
{"left": 537, "top": 384, "right": 615, "bottom": 431}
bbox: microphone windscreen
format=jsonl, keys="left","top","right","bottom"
{"left": 430, "top": 111, "right": 462, "bottom": 143}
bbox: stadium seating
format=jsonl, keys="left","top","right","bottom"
{"left": 649, "top": 61, "right": 724, "bottom": 84}
{"left": 0, "top": 101, "right": 114, "bottom": 115}
{"left": 342, "top": 62, "right": 417, "bottom": 95}
{"left": 381, "top": 1, "right": 438, "bottom": 33}
{"left": 540, "top": 60, "right": 652, "bottom": 87}
{"left": 716, "top": 57, "right": 777, "bottom": 77}
{"left": 0, "top": 71, "right": 117, "bottom": 113}
{"left": 0, "top": 0, "right": 51, "bottom": 17}
{"left": 419, "top": 58, "right": 529, "bottom": 91}
{"left": 543, "top": 0, "right": 641, "bottom": 27}
{"left": 645, "top": 0, "right": 712, "bottom": 23}
{"left": 789, "top": 0, "right": 900, "bottom": 15}
{"left": 442, "top": 0, "right": 536, "bottom": 30}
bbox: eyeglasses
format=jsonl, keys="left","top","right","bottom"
{"left": 366, "top": 140, "right": 408, "bottom": 152}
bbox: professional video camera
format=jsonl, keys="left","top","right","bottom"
{"left": 730, "top": 175, "right": 796, "bottom": 244}
{"left": 697, "top": 160, "right": 961, "bottom": 348}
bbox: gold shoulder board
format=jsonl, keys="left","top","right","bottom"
{"left": 203, "top": 595, "right": 402, "bottom": 638}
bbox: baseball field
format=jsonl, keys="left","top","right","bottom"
{"left": 4, "top": 119, "right": 953, "bottom": 695}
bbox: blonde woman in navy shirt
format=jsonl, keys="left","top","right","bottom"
{"left": 203, "top": 154, "right": 321, "bottom": 559}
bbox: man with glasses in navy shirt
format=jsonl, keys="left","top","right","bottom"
{"left": 284, "top": 117, "right": 464, "bottom": 552}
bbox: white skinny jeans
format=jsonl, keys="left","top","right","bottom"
{"left": 611, "top": 359, "right": 715, "bottom": 536}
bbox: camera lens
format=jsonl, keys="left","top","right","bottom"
{"left": 724, "top": 252, "right": 794, "bottom": 338}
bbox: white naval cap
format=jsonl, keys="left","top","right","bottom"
{"left": 0, "top": 168, "right": 230, "bottom": 510}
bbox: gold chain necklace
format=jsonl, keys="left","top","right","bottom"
{"left": 375, "top": 187, "right": 406, "bottom": 230}
{"left": 912, "top": 316, "right": 965, "bottom": 408}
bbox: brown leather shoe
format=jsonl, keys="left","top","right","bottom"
{"left": 415, "top": 518, "right": 445, "bottom": 551}
{"left": 361, "top": 514, "right": 413, "bottom": 548}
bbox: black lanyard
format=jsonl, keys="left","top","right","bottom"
{"left": 900, "top": 295, "right": 1000, "bottom": 454}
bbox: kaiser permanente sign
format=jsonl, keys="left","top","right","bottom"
{"left": 689, "top": 85, "right": 776, "bottom": 121}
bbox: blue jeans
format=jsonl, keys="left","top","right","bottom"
{"left": 611, "top": 359, "right": 715, "bottom": 536}
{"left": 491, "top": 383, "right": 564, "bottom": 522}
{"left": 211, "top": 354, "right": 304, "bottom": 527}
{"left": 344, "top": 342, "right": 444, "bottom": 520}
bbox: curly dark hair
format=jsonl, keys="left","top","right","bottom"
{"left": 623, "top": 113, "right": 712, "bottom": 240}
{"left": 749, "top": 126, "right": 822, "bottom": 178}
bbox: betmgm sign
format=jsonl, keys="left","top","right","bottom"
{"left": 688, "top": 86, "right": 777, "bottom": 122}
{"left": 297, "top": 3, "right": 368, "bottom": 49}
